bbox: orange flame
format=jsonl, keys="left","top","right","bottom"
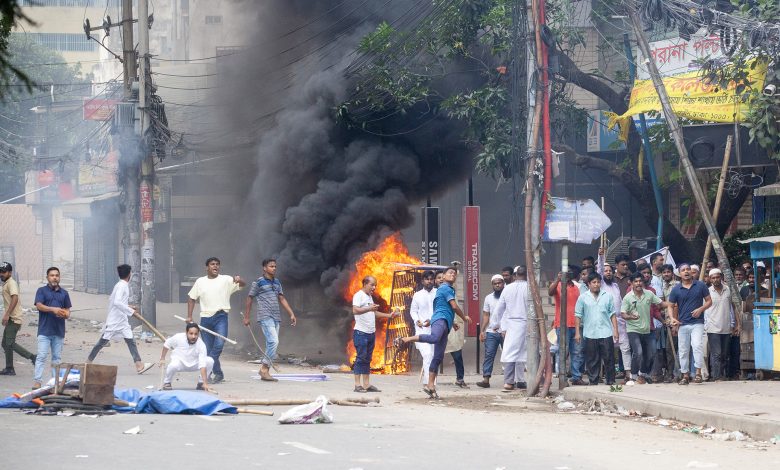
{"left": 345, "top": 233, "right": 420, "bottom": 373}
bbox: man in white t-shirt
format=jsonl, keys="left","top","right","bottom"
{"left": 159, "top": 323, "right": 213, "bottom": 391}
{"left": 476, "top": 274, "right": 505, "bottom": 388}
{"left": 186, "top": 257, "right": 245, "bottom": 383}
{"left": 409, "top": 270, "right": 436, "bottom": 383}
{"left": 351, "top": 276, "right": 398, "bottom": 393}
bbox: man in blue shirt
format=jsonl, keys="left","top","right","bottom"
{"left": 33, "top": 267, "right": 72, "bottom": 389}
{"left": 395, "top": 267, "right": 471, "bottom": 399}
{"left": 575, "top": 273, "right": 619, "bottom": 385}
{"left": 667, "top": 263, "right": 711, "bottom": 385}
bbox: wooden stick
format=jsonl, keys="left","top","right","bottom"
{"left": 235, "top": 408, "right": 274, "bottom": 416}
{"left": 173, "top": 315, "right": 237, "bottom": 345}
{"left": 600, "top": 197, "right": 607, "bottom": 249}
{"left": 700, "top": 135, "right": 733, "bottom": 281}
{"left": 133, "top": 312, "right": 167, "bottom": 342}
{"left": 227, "top": 397, "right": 380, "bottom": 406}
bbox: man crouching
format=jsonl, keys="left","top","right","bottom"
{"left": 159, "top": 323, "right": 213, "bottom": 392}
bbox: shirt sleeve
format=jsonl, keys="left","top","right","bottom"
{"left": 482, "top": 295, "right": 491, "bottom": 313}
{"left": 606, "top": 296, "right": 615, "bottom": 317}
{"left": 113, "top": 284, "right": 134, "bottom": 317}
{"left": 668, "top": 286, "right": 678, "bottom": 304}
{"left": 650, "top": 292, "right": 663, "bottom": 305}
{"left": 276, "top": 281, "right": 284, "bottom": 297}
{"left": 620, "top": 294, "right": 630, "bottom": 314}
{"left": 443, "top": 286, "right": 455, "bottom": 303}
{"left": 352, "top": 291, "right": 365, "bottom": 307}
{"left": 410, "top": 295, "right": 421, "bottom": 322}
{"left": 164, "top": 335, "right": 175, "bottom": 350}
{"left": 7, "top": 280, "right": 18, "bottom": 297}
{"left": 229, "top": 276, "right": 241, "bottom": 294}
{"left": 187, "top": 279, "right": 200, "bottom": 300}
{"left": 63, "top": 292, "right": 72, "bottom": 309}
{"left": 34, "top": 288, "right": 45, "bottom": 306}
{"left": 248, "top": 280, "right": 260, "bottom": 298}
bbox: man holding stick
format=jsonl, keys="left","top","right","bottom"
{"left": 243, "top": 259, "right": 297, "bottom": 382}
{"left": 187, "top": 257, "right": 245, "bottom": 384}
{"left": 87, "top": 264, "right": 153, "bottom": 374}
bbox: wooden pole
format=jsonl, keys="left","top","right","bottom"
{"left": 236, "top": 408, "right": 274, "bottom": 416}
{"left": 133, "top": 311, "right": 167, "bottom": 342}
{"left": 227, "top": 397, "right": 379, "bottom": 406}
{"left": 600, "top": 197, "right": 607, "bottom": 249}
{"left": 628, "top": 8, "right": 742, "bottom": 312}
{"left": 700, "top": 135, "right": 733, "bottom": 280}
{"left": 174, "top": 315, "right": 238, "bottom": 345}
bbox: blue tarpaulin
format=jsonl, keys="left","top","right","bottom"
{"left": 113, "top": 388, "right": 237, "bottom": 415}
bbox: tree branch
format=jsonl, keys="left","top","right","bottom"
{"left": 555, "top": 52, "right": 629, "bottom": 114}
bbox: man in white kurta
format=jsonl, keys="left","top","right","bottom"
{"left": 494, "top": 266, "right": 529, "bottom": 390}
{"left": 87, "top": 264, "right": 152, "bottom": 374}
{"left": 409, "top": 271, "right": 436, "bottom": 383}
{"left": 160, "top": 324, "right": 214, "bottom": 391}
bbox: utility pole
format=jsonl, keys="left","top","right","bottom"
{"left": 627, "top": 7, "right": 742, "bottom": 310}
{"left": 138, "top": 0, "right": 156, "bottom": 326}
{"left": 120, "top": 0, "right": 141, "bottom": 308}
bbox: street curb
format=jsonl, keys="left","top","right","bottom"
{"left": 562, "top": 388, "right": 780, "bottom": 441}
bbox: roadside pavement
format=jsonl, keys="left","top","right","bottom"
{"left": 562, "top": 379, "right": 780, "bottom": 441}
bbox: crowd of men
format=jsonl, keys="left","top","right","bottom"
{"left": 469, "top": 250, "right": 778, "bottom": 389}
{"left": 0, "top": 257, "right": 296, "bottom": 391}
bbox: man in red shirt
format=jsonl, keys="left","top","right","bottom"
{"left": 549, "top": 267, "right": 584, "bottom": 385}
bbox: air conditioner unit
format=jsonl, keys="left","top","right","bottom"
{"left": 114, "top": 102, "right": 135, "bottom": 127}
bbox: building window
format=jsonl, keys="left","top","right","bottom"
{"left": 14, "top": 33, "right": 97, "bottom": 52}
{"left": 205, "top": 15, "right": 222, "bottom": 25}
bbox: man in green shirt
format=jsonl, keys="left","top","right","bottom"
{"left": 621, "top": 272, "right": 668, "bottom": 384}
{"left": 575, "top": 273, "right": 619, "bottom": 385}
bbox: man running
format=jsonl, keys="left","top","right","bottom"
{"left": 87, "top": 264, "right": 153, "bottom": 374}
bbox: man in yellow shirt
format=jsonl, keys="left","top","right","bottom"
{"left": 1, "top": 263, "right": 36, "bottom": 376}
{"left": 187, "top": 257, "right": 245, "bottom": 383}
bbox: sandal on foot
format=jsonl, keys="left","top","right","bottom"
{"left": 678, "top": 376, "right": 689, "bottom": 385}
{"left": 162, "top": 383, "right": 172, "bottom": 391}
{"left": 430, "top": 390, "right": 441, "bottom": 400}
{"left": 693, "top": 373, "right": 703, "bottom": 384}
{"left": 354, "top": 385, "right": 367, "bottom": 393}
{"left": 365, "top": 385, "right": 381, "bottom": 392}
{"left": 422, "top": 386, "right": 435, "bottom": 398}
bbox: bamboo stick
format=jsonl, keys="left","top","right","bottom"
{"left": 700, "top": 135, "right": 733, "bottom": 280}
{"left": 133, "top": 311, "right": 167, "bottom": 342}
{"left": 236, "top": 408, "right": 274, "bottom": 416}
{"left": 227, "top": 397, "right": 379, "bottom": 406}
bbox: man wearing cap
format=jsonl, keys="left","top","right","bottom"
{"left": 476, "top": 274, "right": 505, "bottom": 388}
{"left": 704, "top": 269, "right": 739, "bottom": 381}
{"left": 1, "top": 263, "right": 36, "bottom": 376}
{"left": 494, "top": 266, "right": 529, "bottom": 391}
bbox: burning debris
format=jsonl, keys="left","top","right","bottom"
{"left": 344, "top": 233, "right": 419, "bottom": 374}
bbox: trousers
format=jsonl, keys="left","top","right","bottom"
{"left": 583, "top": 337, "right": 615, "bottom": 385}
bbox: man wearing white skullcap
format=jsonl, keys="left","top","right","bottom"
{"left": 476, "top": 274, "right": 505, "bottom": 388}
{"left": 704, "top": 268, "right": 738, "bottom": 380}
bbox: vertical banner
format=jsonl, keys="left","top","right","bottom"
{"left": 463, "top": 206, "right": 480, "bottom": 336}
{"left": 420, "top": 207, "right": 440, "bottom": 265}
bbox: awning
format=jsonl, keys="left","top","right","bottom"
{"left": 60, "top": 191, "right": 120, "bottom": 218}
{"left": 754, "top": 183, "right": 780, "bottom": 197}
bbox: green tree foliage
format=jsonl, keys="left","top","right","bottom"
{"left": 723, "top": 221, "right": 780, "bottom": 265}
{"left": 0, "top": 0, "right": 34, "bottom": 96}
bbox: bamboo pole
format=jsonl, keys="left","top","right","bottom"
{"left": 227, "top": 397, "right": 379, "bottom": 406}
{"left": 236, "top": 408, "right": 274, "bottom": 416}
{"left": 700, "top": 135, "right": 733, "bottom": 280}
{"left": 133, "top": 311, "right": 167, "bottom": 342}
{"left": 174, "top": 315, "right": 238, "bottom": 345}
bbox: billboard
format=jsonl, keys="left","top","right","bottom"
{"left": 463, "top": 206, "right": 480, "bottom": 336}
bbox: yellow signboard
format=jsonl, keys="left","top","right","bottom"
{"left": 607, "top": 62, "right": 766, "bottom": 139}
